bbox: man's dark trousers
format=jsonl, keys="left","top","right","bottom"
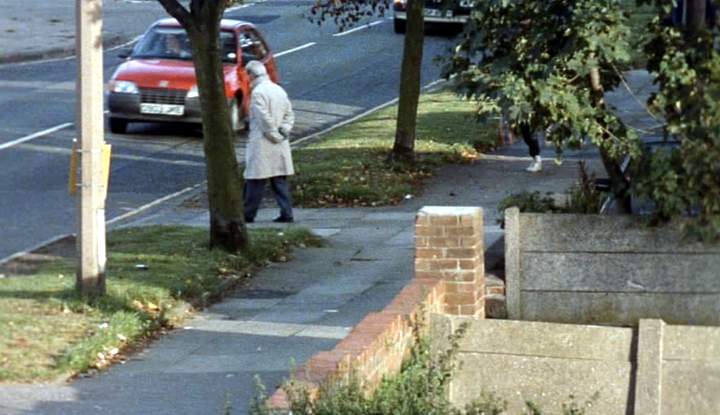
{"left": 244, "top": 176, "right": 293, "bottom": 221}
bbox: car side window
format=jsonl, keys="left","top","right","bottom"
{"left": 220, "top": 31, "right": 238, "bottom": 63}
{"left": 240, "top": 29, "right": 267, "bottom": 65}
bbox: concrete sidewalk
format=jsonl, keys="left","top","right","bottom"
{"left": 0, "top": 134, "right": 594, "bottom": 414}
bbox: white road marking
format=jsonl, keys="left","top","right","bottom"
{"left": 332, "top": 20, "right": 385, "bottom": 37}
{"left": 274, "top": 42, "right": 316, "bottom": 58}
{"left": 17, "top": 143, "right": 206, "bottom": 167}
{"left": 0, "top": 123, "right": 73, "bottom": 151}
{"left": 106, "top": 183, "right": 204, "bottom": 225}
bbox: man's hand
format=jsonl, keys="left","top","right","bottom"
{"left": 279, "top": 126, "right": 291, "bottom": 140}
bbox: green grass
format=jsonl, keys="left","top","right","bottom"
{"left": 0, "top": 226, "right": 321, "bottom": 383}
{"left": 291, "top": 90, "right": 496, "bottom": 207}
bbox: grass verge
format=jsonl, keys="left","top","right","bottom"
{"left": 0, "top": 225, "right": 321, "bottom": 383}
{"left": 291, "top": 89, "right": 496, "bottom": 207}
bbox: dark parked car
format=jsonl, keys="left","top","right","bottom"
{"left": 392, "top": 0, "right": 474, "bottom": 33}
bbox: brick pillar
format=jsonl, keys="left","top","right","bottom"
{"left": 415, "top": 206, "right": 485, "bottom": 317}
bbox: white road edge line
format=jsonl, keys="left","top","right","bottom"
{"left": 0, "top": 123, "right": 74, "bottom": 151}
{"left": 333, "top": 20, "right": 385, "bottom": 37}
{"left": 0, "top": 234, "right": 75, "bottom": 268}
{"left": 106, "top": 183, "right": 204, "bottom": 226}
{"left": 274, "top": 42, "right": 316, "bottom": 58}
{"left": 0, "top": 78, "right": 446, "bottom": 265}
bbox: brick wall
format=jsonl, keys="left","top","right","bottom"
{"left": 267, "top": 206, "right": 487, "bottom": 412}
{"left": 415, "top": 206, "right": 485, "bottom": 317}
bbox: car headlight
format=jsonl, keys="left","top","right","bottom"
{"left": 109, "top": 80, "right": 139, "bottom": 94}
{"left": 186, "top": 85, "right": 199, "bottom": 99}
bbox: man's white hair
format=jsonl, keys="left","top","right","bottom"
{"left": 246, "top": 60, "right": 268, "bottom": 78}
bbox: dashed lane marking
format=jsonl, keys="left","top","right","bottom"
{"left": 274, "top": 42, "right": 316, "bottom": 57}
{"left": 332, "top": 20, "right": 385, "bottom": 37}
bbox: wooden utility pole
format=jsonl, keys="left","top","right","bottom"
{"left": 76, "top": 0, "right": 107, "bottom": 296}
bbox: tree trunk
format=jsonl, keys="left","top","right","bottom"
{"left": 159, "top": 0, "right": 249, "bottom": 252}
{"left": 388, "top": 0, "right": 424, "bottom": 164}
{"left": 589, "top": 66, "right": 632, "bottom": 213}
{"left": 686, "top": 0, "right": 707, "bottom": 33}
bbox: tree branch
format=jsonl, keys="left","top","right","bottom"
{"left": 156, "top": 0, "right": 193, "bottom": 26}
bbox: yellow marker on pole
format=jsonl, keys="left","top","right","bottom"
{"left": 69, "top": 141, "right": 79, "bottom": 195}
{"left": 101, "top": 143, "right": 112, "bottom": 200}
{"left": 69, "top": 142, "right": 111, "bottom": 198}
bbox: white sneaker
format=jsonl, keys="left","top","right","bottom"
{"left": 526, "top": 156, "right": 542, "bottom": 172}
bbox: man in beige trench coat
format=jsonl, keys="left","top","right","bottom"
{"left": 243, "top": 60, "right": 295, "bottom": 223}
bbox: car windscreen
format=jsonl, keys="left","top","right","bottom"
{"left": 132, "top": 27, "right": 238, "bottom": 63}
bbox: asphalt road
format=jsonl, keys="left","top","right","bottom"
{"left": 0, "top": 1, "right": 458, "bottom": 260}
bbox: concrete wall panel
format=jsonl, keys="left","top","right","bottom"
{"left": 438, "top": 317, "right": 720, "bottom": 414}
{"left": 520, "top": 292, "right": 720, "bottom": 326}
{"left": 518, "top": 214, "right": 718, "bottom": 254}
{"left": 456, "top": 319, "right": 634, "bottom": 361}
{"left": 661, "top": 361, "right": 720, "bottom": 414}
{"left": 506, "top": 211, "right": 720, "bottom": 325}
{"left": 452, "top": 353, "right": 633, "bottom": 414}
{"left": 522, "top": 253, "right": 720, "bottom": 292}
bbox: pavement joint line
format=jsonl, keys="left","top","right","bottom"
{"left": 274, "top": 42, "right": 316, "bottom": 58}
{"left": 332, "top": 20, "right": 386, "bottom": 37}
{"left": 193, "top": 319, "right": 351, "bottom": 339}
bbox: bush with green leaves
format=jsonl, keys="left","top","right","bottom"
{"left": 497, "top": 192, "right": 561, "bottom": 218}
{"left": 444, "top": 0, "right": 642, "bottom": 209}
{"left": 632, "top": 0, "right": 720, "bottom": 240}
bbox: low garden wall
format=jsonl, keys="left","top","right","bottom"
{"left": 268, "top": 206, "right": 488, "bottom": 411}
{"left": 504, "top": 208, "right": 720, "bottom": 326}
{"left": 432, "top": 315, "right": 720, "bottom": 414}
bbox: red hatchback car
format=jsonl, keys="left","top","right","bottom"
{"left": 107, "top": 18, "right": 279, "bottom": 134}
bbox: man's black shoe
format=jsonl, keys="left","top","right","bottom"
{"left": 245, "top": 217, "right": 255, "bottom": 223}
{"left": 272, "top": 216, "right": 294, "bottom": 223}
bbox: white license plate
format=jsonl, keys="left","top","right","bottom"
{"left": 140, "top": 103, "right": 185, "bottom": 116}
{"left": 425, "top": 9, "right": 452, "bottom": 17}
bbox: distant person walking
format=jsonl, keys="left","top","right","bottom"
{"left": 519, "top": 122, "right": 542, "bottom": 173}
{"left": 243, "top": 60, "right": 296, "bottom": 223}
